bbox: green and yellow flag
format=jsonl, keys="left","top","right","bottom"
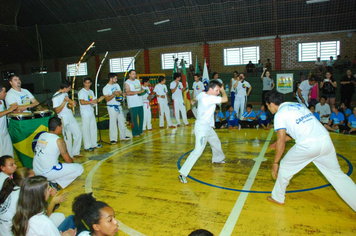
{"left": 181, "top": 60, "right": 191, "bottom": 111}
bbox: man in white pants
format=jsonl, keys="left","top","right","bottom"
{"left": 103, "top": 73, "right": 130, "bottom": 144}
{"left": 191, "top": 73, "right": 204, "bottom": 118}
{"left": 0, "top": 84, "right": 17, "bottom": 156}
{"left": 233, "top": 72, "right": 252, "bottom": 119}
{"left": 179, "top": 80, "right": 228, "bottom": 184}
{"left": 170, "top": 73, "right": 190, "bottom": 127}
{"left": 141, "top": 77, "right": 153, "bottom": 131}
{"left": 265, "top": 91, "right": 356, "bottom": 211}
{"left": 153, "top": 76, "right": 175, "bottom": 129}
{"left": 33, "top": 117, "right": 83, "bottom": 189}
{"left": 52, "top": 82, "right": 82, "bottom": 157}
{"left": 296, "top": 76, "right": 316, "bottom": 107}
{"left": 78, "top": 78, "right": 104, "bottom": 151}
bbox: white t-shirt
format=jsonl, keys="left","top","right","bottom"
{"left": 196, "top": 92, "right": 222, "bottom": 127}
{"left": 298, "top": 80, "right": 313, "bottom": 98}
{"left": 153, "top": 84, "right": 168, "bottom": 104}
{"left": 0, "top": 187, "right": 20, "bottom": 236}
{"left": 235, "top": 80, "right": 251, "bottom": 96}
{"left": 52, "top": 92, "right": 73, "bottom": 118}
{"left": 315, "top": 60, "right": 324, "bottom": 66}
{"left": 78, "top": 88, "right": 96, "bottom": 117}
{"left": 0, "top": 172, "right": 9, "bottom": 190}
{"left": 315, "top": 102, "right": 331, "bottom": 123}
{"left": 141, "top": 86, "right": 150, "bottom": 103}
{"left": 274, "top": 102, "right": 328, "bottom": 144}
{"left": 102, "top": 84, "right": 122, "bottom": 106}
{"left": 125, "top": 79, "right": 143, "bottom": 108}
{"left": 5, "top": 88, "right": 34, "bottom": 107}
{"left": 170, "top": 81, "right": 184, "bottom": 101}
{"left": 192, "top": 81, "right": 204, "bottom": 98}
{"left": 78, "top": 231, "right": 91, "bottom": 236}
{"left": 231, "top": 79, "right": 238, "bottom": 92}
{"left": 0, "top": 101, "right": 7, "bottom": 135}
{"left": 27, "top": 213, "right": 61, "bottom": 236}
{"left": 33, "top": 132, "right": 61, "bottom": 174}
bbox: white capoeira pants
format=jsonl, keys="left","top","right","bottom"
{"left": 61, "top": 115, "right": 82, "bottom": 157}
{"left": 81, "top": 113, "right": 98, "bottom": 149}
{"left": 234, "top": 95, "right": 247, "bottom": 119}
{"left": 107, "top": 105, "right": 127, "bottom": 141}
{"left": 0, "top": 132, "right": 13, "bottom": 156}
{"left": 272, "top": 135, "right": 356, "bottom": 211}
{"left": 158, "top": 102, "right": 173, "bottom": 127}
{"left": 41, "top": 163, "right": 84, "bottom": 189}
{"left": 296, "top": 94, "right": 309, "bottom": 107}
{"left": 173, "top": 99, "right": 189, "bottom": 125}
{"left": 191, "top": 102, "right": 198, "bottom": 118}
{"left": 143, "top": 102, "right": 152, "bottom": 130}
{"left": 179, "top": 123, "right": 226, "bottom": 177}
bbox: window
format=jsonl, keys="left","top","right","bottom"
{"left": 298, "top": 41, "right": 340, "bottom": 62}
{"left": 66, "top": 62, "right": 88, "bottom": 76}
{"left": 109, "top": 57, "right": 135, "bottom": 73}
{"left": 161, "top": 52, "right": 192, "bottom": 70}
{"left": 224, "top": 46, "right": 260, "bottom": 66}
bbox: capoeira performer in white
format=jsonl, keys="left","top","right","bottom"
{"left": 141, "top": 77, "right": 153, "bottom": 131}
{"left": 33, "top": 117, "right": 83, "bottom": 189}
{"left": 78, "top": 77, "right": 104, "bottom": 151}
{"left": 233, "top": 72, "right": 252, "bottom": 119}
{"left": 191, "top": 73, "right": 204, "bottom": 118}
{"left": 52, "top": 82, "right": 82, "bottom": 157}
{"left": 153, "top": 76, "right": 175, "bottom": 129}
{"left": 170, "top": 72, "right": 190, "bottom": 126}
{"left": 265, "top": 91, "right": 356, "bottom": 211}
{"left": 296, "top": 76, "right": 316, "bottom": 107}
{"left": 179, "top": 80, "right": 228, "bottom": 184}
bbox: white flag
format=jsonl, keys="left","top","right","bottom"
{"left": 202, "top": 58, "right": 209, "bottom": 91}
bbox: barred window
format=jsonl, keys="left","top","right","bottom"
{"left": 110, "top": 57, "right": 135, "bottom": 73}
{"left": 298, "top": 41, "right": 340, "bottom": 62}
{"left": 224, "top": 46, "right": 260, "bottom": 66}
{"left": 161, "top": 52, "right": 192, "bottom": 70}
{"left": 66, "top": 62, "right": 88, "bottom": 76}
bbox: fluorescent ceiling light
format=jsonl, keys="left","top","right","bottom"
{"left": 97, "top": 28, "right": 112, "bottom": 33}
{"left": 154, "top": 19, "right": 170, "bottom": 25}
{"left": 306, "top": 0, "right": 330, "bottom": 4}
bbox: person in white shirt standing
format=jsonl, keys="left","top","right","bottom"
{"left": 5, "top": 75, "right": 40, "bottom": 112}
{"left": 78, "top": 78, "right": 104, "bottom": 151}
{"left": 141, "top": 77, "right": 153, "bottom": 131}
{"left": 103, "top": 73, "right": 130, "bottom": 145}
{"left": 178, "top": 80, "right": 228, "bottom": 184}
{"left": 296, "top": 76, "right": 316, "bottom": 107}
{"left": 233, "top": 72, "right": 252, "bottom": 119}
{"left": 191, "top": 73, "right": 204, "bottom": 118}
{"left": 153, "top": 76, "right": 175, "bottom": 129}
{"left": 0, "top": 84, "right": 17, "bottom": 156}
{"left": 265, "top": 91, "right": 356, "bottom": 211}
{"left": 124, "top": 70, "right": 145, "bottom": 137}
{"left": 170, "top": 73, "right": 190, "bottom": 127}
{"left": 52, "top": 81, "right": 82, "bottom": 157}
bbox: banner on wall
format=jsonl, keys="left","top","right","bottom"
{"left": 276, "top": 73, "right": 293, "bottom": 94}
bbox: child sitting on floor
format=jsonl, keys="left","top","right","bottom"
{"left": 344, "top": 107, "right": 356, "bottom": 134}
{"left": 324, "top": 104, "right": 346, "bottom": 133}
{"left": 225, "top": 105, "right": 238, "bottom": 129}
{"left": 256, "top": 104, "right": 271, "bottom": 129}
{"left": 239, "top": 104, "right": 259, "bottom": 128}
{"left": 214, "top": 106, "right": 227, "bottom": 129}
{"left": 309, "top": 104, "right": 320, "bottom": 122}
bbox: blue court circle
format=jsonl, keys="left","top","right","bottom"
{"left": 177, "top": 148, "right": 353, "bottom": 194}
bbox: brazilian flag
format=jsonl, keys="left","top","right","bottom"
{"left": 9, "top": 117, "right": 51, "bottom": 168}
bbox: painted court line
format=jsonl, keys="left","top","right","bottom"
{"left": 219, "top": 129, "right": 274, "bottom": 236}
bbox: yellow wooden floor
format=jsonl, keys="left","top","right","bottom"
{"left": 17, "top": 114, "right": 356, "bottom": 235}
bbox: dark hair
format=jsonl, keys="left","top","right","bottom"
{"left": 142, "top": 77, "right": 149, "bottom": 83}
{"left": 226, "top": 105, "right": 231, "bottom": 110}
{"left": 60, "top": 81, "right": 71, "bottom": 89}
{"left": 261, "top": 104, "right": 267, "bottom": 110}
{"left": 108, "top": 73, "right": 117, "bottom": 80}
{"left": 233, "top": 71, "right": 238, "bottom": 74}
{"left": 246, "top": 104, "right": 253, "bottom": 109}
{"left": 207, "top": 80, "right": 222, "bottom": 90}
{"left": 189, "top": 229, "right": 214, "bottom": 236}
{"left": 309, "top": 76, "right": 316, "bottom": 82}
{"left": 0, "top": 167, "right": 32, "bottom": 205}
{"left": 0, "top": 155, "right": 13, "bottom": 170}
{"left": 72, "top": 193, "right": 109, "bottom": 233}
{"left": 239, "top": 72, "right": 246, "bottom": 76}
{"left": 265, "top": 91, "right": 284, "bottom": 106}
{"left": 83, "top": 77, "right": 92, "bottom": 83}
{"left": 128, "top": 69, "right": 135, "bottom": 75}
{"left": 158, "top": 76, "right": 166, "bottom": 83}
{"left": 212, "top": 72, "right": 218, "bottom": 78}
{"left": 173, "top": 73, "right": 182, "bottom": 80}
{"left": 320, "top": 95, "right": 327, "bottom": 101}
{"left": 12, "top": 176, "right": 48, "bottom": 236}
{"left": 215, "top": 106, "right": 220, "bottom": 110}
{"left": 194, "top": 73, "right": 200, "bottom": 77}
{"left": 9, "top": 75, "right": 18, "bottom": 82}
{"left": 308, "top": 105, "right": 315, "bottom": 110}
{"left": 48, "top": 117, "right": 62, "bottom": 131}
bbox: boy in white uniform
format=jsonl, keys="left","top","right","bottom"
{"left": 33, "top": 117, "right": 84, "bottom": 189}
{"left": 141, "top": 77, "right": 153, "bottom": 131}
{"left": 153, "top": 76, "right": 175, "bottom": 129}
{"left": 0, "top": 84, "right": 17, "bottom": 156}
{"left": 233, "top": 72, "right": 252, "bottom": 119}
{"left": 78, "top": 78, "right": 104, "bottom": 151}
{"left": 265, "top": 91, "right": 356, "bottom": 211}
{"left": 179, "top": 80, "right": 228, "bottom": 184}
{"left": 296, "top": 77, "right": 316, "bottom": 107}
{"left": 315, "top": 95, "right": 331, "bottom": 124}
{"left": 191, "top": 73, "right": 204, "bottom": 118}
{"left": 103, "top": 73, "right": 130, "bottom": 144}
{"left": 52, "top": 82, "right": 82, "bottom": 157}
{"left": 170, "top": 73, "right": 190, "bottom": 126}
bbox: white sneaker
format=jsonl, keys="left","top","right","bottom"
{"left": 212, "top": 160, "right": 226, "bottom": 164}
{"left": 256, "top": 125, "right": 259, "bottom": 129}
{"left": 178, "top": 174, "right": 188, "bottom": 184}
{"left": 238, "top": 124, "right": 241, "bottom": 130}
{"left": 120, "top": 136, "right": 131, "bottom": 141}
